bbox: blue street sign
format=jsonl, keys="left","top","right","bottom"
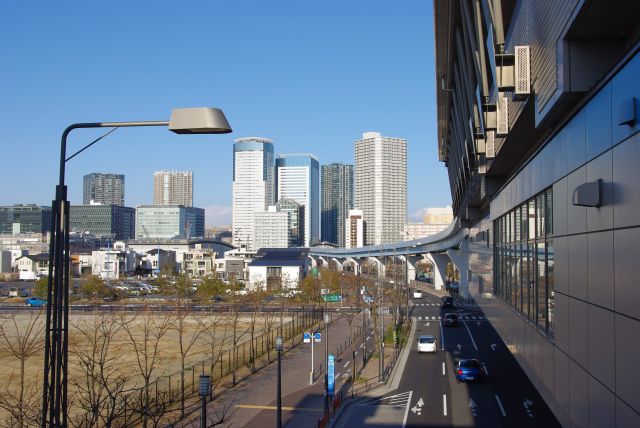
{"left": 327, "top": 354, "right": 335, "bottom": 396}
{"left": 314, "top": 332, "right": 322, "bottom": 343}
{"left": 303, "top": 332, "right": 311, "bottom": 343}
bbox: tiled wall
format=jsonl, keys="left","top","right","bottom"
{"left": 481, "top": 50, "right": 640, "bottom": 427}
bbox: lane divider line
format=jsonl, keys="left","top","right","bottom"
{"left": 495, "top": 395, "right": 507, "bottom": 417}
{"left": 462, "top": 321, "right": 478, "bottom": 351}
{"left": 443, "top": 394, "right": 448, "bottom": 416}
{"left": 402, "top": 390, "right": 413, "bottom": 427}
{"left": 442, "top": 361, "right": 445, "bottom": 375}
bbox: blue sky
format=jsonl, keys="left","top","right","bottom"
{"left": 0, "top": 0, "right": 451, "bottom": 226}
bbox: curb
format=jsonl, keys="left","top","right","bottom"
{"left": 328, "top": 316, "right": 418, "bottom": 427}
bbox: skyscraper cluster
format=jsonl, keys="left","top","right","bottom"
{"left": 231, "top": 131, "right": 407, "bottom": 250}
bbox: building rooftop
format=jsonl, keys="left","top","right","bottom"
{"left": 249, "top": 248, "right": 309, "bottom": 267}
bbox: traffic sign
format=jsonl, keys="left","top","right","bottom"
{"left": 314, "top": 332, "right": 321, "bottom": 343}
{"left": 327, "top": 354, "right": 335, "bottom": 396}
{"left": 303, "top": 332, "right": 311, "bottom": 343}
{"left": 322, "top": 293, "right": 342, "bottom": 302}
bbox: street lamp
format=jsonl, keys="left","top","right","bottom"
{"left": 323, "top": 312, "right": 330, "bottom": 416}
{"left": 199, "top": 374, "right": 211, "bottom": 428}
{"left": 42, "top": 107, "right": 231, "bottom": 427}
{"left": 275, "top": 336, "right": 283, "bottom": 428}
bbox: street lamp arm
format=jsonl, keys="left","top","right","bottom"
{"left": 59, "top": 120, "right": 170, "bottom": 187}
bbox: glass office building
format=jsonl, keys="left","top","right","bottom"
{"left": 0, "top": 204, "right": 51, "bottom": 234}
{"left": 136, "top": 205, "right": 204, "bottom": 239}
{"left": 70, "top": 205, "right": 135, "bottom": 240}
{"left": 275, "top": 154, "right": 320, "bottom": 247}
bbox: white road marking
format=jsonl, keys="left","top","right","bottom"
{"left": 443, "top": 394, "right": 447, "bottom": 416}
{"left": 442, "top": 361, "right": 445, "bottom": 375}
{"left": 439, "top": 321, "right": 445, "bottom": 350}
{"left": 360, "top": 344, "right": 364, "bottom": 349}
{"left": 482, "top": 362, "right": 489, "bottom": 375}
{"left": 402, "top": 390, "right": 413, "bottom": 427}
{"left": 462, "top": 321, "right": 478, "bottom": 351}
{"left": 367, "top": 335, "right": 371, "bottom": 341}
{"left": 495, "top": 395, "right": 507, "bottom": 417}
{"left": 344, "top": 361, "right": 350, "bottom": 368}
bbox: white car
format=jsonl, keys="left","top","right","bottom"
{"left": 413, "top": 290, "right": 423, "bottom": 299}
{"left": 417, "top": 335, "right": 437, "bottom": 353}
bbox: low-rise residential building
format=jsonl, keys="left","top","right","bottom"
{"left": 181, "top": 248, "right": 215, "bottom": 277}
{"left": 140, "top": 248, "right": 177, "bottom": 276}
{"left": 248, "top": 248, "right": 309, "bottom": 291}
{"left": 214, "top": 248, "right": 256, "bottom": 282}
{"left": 16, "top": 253, "right": 49, "bottom": 280}
{"left": 91, "top": 248, "right": 137, "bottom": 280}
{"left": 0, "top": 251, "right": 11, "bottom": 273}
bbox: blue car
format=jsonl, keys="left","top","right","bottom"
{"left": 455, "top": 359, "right": 487, "bottom": 382}
{"left": 25, "top": 297, "right": 47, "bottom": 307}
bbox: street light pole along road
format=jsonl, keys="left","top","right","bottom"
{"left": 41, "top": 108, "right": 231, "bottom": 427}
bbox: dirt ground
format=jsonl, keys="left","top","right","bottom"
{"left": 0, "top": 309, "right": 290, "bottom": 424}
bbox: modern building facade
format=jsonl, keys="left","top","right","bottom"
{"left": 253, "top": 206, "right": 290, "bottom": 249}
{"left": 276, "top": 198, "right": 304, "bottom": 247}
{"left": 345, "top": 209, "right": 365, "bottom": 248}
{"left": 276, "top": 154, "right": 320, "bottom": 247}
{"left": 135, "top": 205, "right": 204, "bottom": 240}
{"left": 153, "top": 170, "right": 193, "bottom": 206}
{"left": 354, "top": 132, "right": 407, "bottom": 245}
{"left": 321, "top": 162, "right": 353, "bottom": 247}
{"left": 232, "top": 137, "right": 275, "bottom": 249}
{"left": 247, "top": 247, "right": 309, "bottom": 291}
{"left": 70, "top": 205, "right": 135, "bottom": 240}
{"left": 83, "top": 173, "right": 125, "bottom": 206}
{"left": 435, "top": 1, "right": 640, "bottom": 426}
{"left": 0, "top": 204, "right": 51, "bottom": 235}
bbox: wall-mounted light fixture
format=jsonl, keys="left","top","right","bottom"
{"left": 572, "top": 179, "right": 602, "bottom": 208}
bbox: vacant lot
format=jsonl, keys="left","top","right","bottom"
{"left": 0, "top": 307, "right": 292, "bottom": 426}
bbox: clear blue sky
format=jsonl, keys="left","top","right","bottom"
{"left": 0, "top": 0, "right": 451, "bottom": 226}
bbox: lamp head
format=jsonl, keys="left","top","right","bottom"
{"left": 169, "top": 107, "right": 232, "bottom": 134}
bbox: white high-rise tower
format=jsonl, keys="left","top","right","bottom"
{"left": 232, "top": 137, "right": 275, "bottom": 249}
{"left": 354, "top": 131, "right": 407, "bottom": 245}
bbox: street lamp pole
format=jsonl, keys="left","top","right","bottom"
{"left": 199, "top": 374, "right": 211, "bottom": 428}
{"left": 42, "top": 108, "right": 231, "bottom": 427}
{"left": 323, "top": 311, "right": 330, "bottom": 416}
{"left": 275, "top": 336, "right": 283, "bottom": 428}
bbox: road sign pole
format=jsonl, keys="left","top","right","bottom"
{"left": 310, "top": 333, "right": 314, "bottom": 384}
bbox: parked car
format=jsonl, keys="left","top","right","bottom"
{"left": 25, "top": 297, "right": 47, "bottom": 307}
{"left": 441, "top": 296, "right": 454, "bottom": 308}
{"left": 413, "top": 290, "right": 423, "bottom": 299}
{"left": 455, "top": 359, "right": 487, "bottom": 382}
{"left": 417, "top": 335, "right": 437, "bottom": 353}
{"left": 443, "top": 313, "right": 460, "bottom": 327}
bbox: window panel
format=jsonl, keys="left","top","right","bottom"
{"left": 547, "top": 239, "right": 554, "bottom": 335}
{"left": 537, "top": 241, "right": 546, "bottom": 328}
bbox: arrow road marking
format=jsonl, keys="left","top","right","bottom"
{"left": 490, "top": 343, "right": 497, "bottom": 351}
{"left": 469, "top": 398, "right": 477, "bottom": 416}
{"left": 410, "top": 405, "right": 421, "bottom": 415}
{"left": 523, "top": 399, "right": 534, "bottom": 418}
{"left": 417, "top": 397, "right": 424, "bottom": 407}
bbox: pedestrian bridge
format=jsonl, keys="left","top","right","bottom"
{"left": 308, "top": 220, "right": 471, "bottom": 297}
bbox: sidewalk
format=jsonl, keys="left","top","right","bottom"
{"left": 184, "top": 311, "right": 371, "bottom": 427}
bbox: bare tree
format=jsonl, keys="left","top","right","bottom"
{"left": 0, "top": 312, "right": 44, "bottom": 428}
{"left": 119, "top": 308, "right": 173, "bottom": 428}
{"left": 197, "top": 313, "right": 229, "bottom": 398}
{"left": 223, "top": 306, "right": 246, "bottom": 386}
{"left": 68, "top": 313, "right": 130, "bottom": 428}
{"left": 172, "top": 301, "right": 203, "bottom": 418}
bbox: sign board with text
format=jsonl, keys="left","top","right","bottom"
{"left": 327, "top": 354, "right": 335, "bottom": 396}
{"left": 303, "top": 332, "right": 311, "bottom": 343}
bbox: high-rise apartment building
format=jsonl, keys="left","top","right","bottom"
{"left": 232, "top": 137, "right": 275, "bottom": 249}
{"left": 153, "top": 170, "right": 193, "bottom": 206}
{"left": 276, "top": 198, "right": 304, "bottom": 247}
{"left": 253, "top": 206, "right": 289, "bottom": 249}
{"left": 83, "top": 173, "right": 125, "bottom": 206}
{"left": 321, "top": 163, "right": 353, "bottom": 247}
{"left": 354, "top": 132, "right": 407, "bottom": 245}
{"left": 276, "top": 154, "right": 320, "bottom": 247}
{"left": 345, "top": 209, "right": 365, "bottom": 248}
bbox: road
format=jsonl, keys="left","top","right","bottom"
{"left": 336, "top": 292, "right": 561, "bottom": 427}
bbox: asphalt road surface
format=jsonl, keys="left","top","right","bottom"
{"left": 337, "top": 293, "right": 561, "bottom": 428}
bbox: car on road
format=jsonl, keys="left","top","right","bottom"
{"left": 441, "top": 296, "right": 454, "bottom": 308}
{"left": 413, "top": 290, "right": 423, "bottom": 299}
{"left": 455, "top": 359, "right": 487, "bottom": 382}
{"left": 443, "top": 313, "right": 460, "bottom": 327}
{"left": 417, "top": 335, "right": 437, "bottom": 353}
{"left": 25, "top": 297, "right": 47, "bottom": 307}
